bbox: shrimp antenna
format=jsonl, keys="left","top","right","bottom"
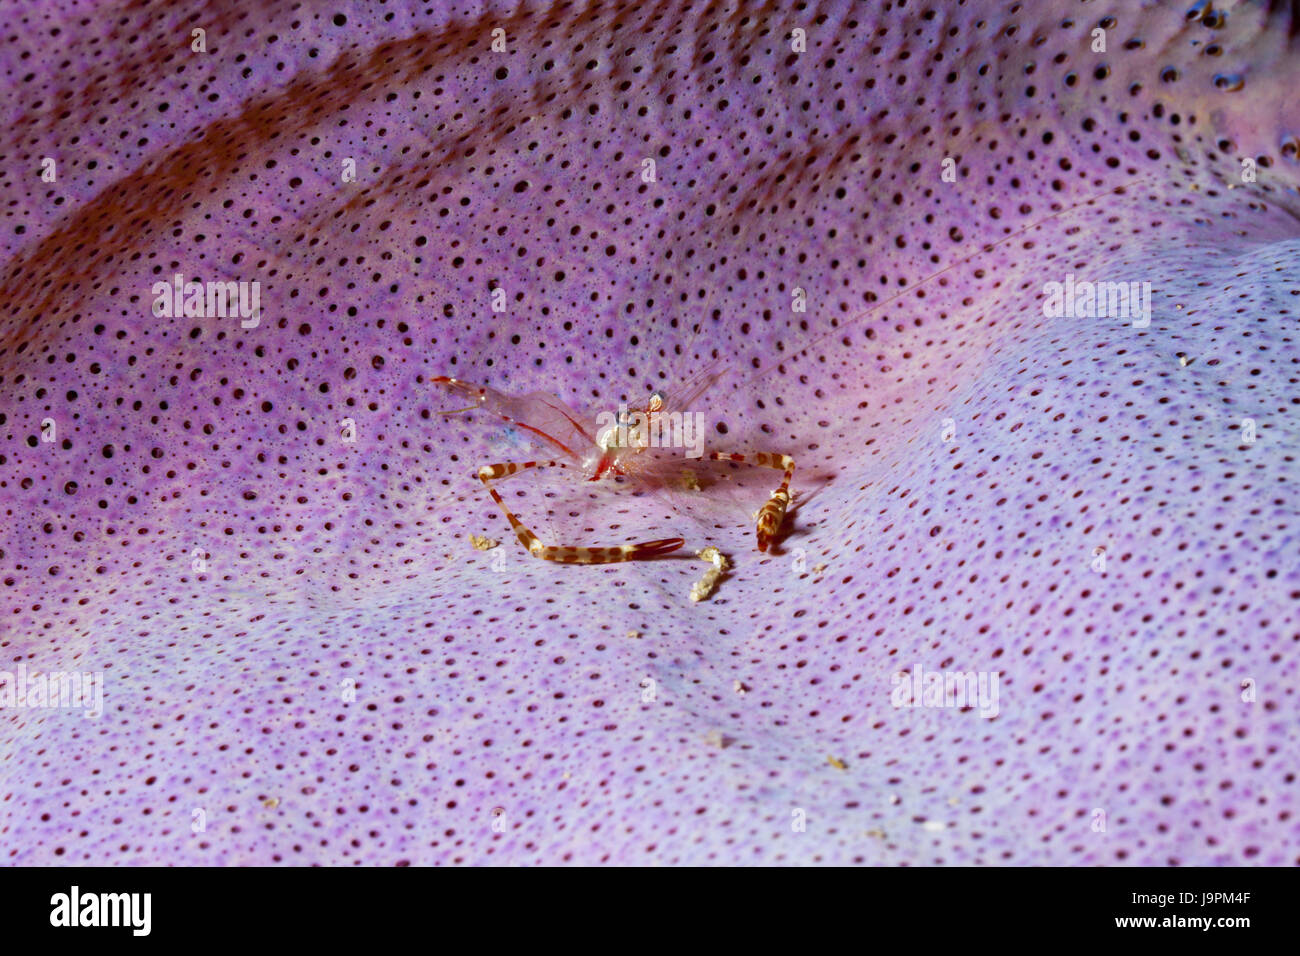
{"left": 437, "top": 405, "right": 479, "bottom": 416}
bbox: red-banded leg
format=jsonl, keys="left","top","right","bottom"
{"left": 475, "top": 460, "right": 684, "bottom": 563}
{"left": 707, "top": 451, "right": 795, "bottom": 552}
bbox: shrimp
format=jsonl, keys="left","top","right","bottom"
{"left": 434, "top": 175, "right": 1155, "bottom": 564}
{"left": 432, "top": 370, "right": 795, "bottom": 563}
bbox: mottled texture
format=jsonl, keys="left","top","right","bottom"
{"left": 1, "top": 0, "right": 1298, "bottom": 864}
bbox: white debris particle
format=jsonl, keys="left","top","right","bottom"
{"left": 468, "top": 533, "right": 499, "bottom": 551}
{"left": 689, "top": 547, "right": 728, "bottom": 602}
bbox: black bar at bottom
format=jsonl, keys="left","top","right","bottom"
{"left": 0, "top": 864, "right": 1285, "bottom": 945}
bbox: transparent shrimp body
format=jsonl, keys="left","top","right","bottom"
{"left": 432, "top": 373, "right": 794, "bottom": 563}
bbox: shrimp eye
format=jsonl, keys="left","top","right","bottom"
{"left": 648, "top": 390, "right": 666, "bottom": 412}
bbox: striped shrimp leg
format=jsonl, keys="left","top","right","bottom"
{"left": 476, "top": 460, "right": 684, "bottom": 563}
{"left": 707, "top": 451, "right": 796, "bottom": 552}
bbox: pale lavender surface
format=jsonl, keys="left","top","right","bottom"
{"left": 1, "top": 0, "right": 1297, "bottom": 864}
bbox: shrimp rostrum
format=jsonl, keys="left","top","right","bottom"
{"left": 432, "top": 371, "right": 794, "bottom": 564}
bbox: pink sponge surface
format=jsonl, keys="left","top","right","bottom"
{"left": 1, "top": 0, "right": 1297, "bottom": 864}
